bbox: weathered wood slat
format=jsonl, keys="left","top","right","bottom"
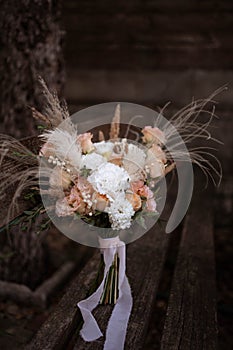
{"left": 66, "top": 36, "right": 233, "bottom": 51}
{"left": 24, "top": 250, "right": 98, "bottom": 350}
{"left": 63, "top": 0, "right": 233, "bottom": 70}
{"left": 161, "top": 192, "right": 217, "bottom": 350}
{"left": 65, "top": 69, "right": 233, "bottom": 106}
{"left": 64, "top": 13, "right": 233, "bottom": 33}
{"left": 64, "top": 0, "right": 233, "bottom": 13}
{"left": 65, "top": 48, "right": 233, "bottom": 70}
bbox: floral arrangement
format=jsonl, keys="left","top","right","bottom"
{"left": 39, "top": 104, "right": 172, "bottom": 233}
{"left": 0, "top": 79, "right": 223, "bottom": 350}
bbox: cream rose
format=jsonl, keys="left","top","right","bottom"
{"left": 77, "top": 133, "right": 95, "bottom": 153}
{"left": 142, "top": 126, "right": 166, "bottom": 145}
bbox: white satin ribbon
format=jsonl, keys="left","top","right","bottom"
{"left": 77, "top": 236, "right": 132, "bottom": 350}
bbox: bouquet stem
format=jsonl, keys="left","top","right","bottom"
{"left": 99, "top": 253, "right": 119, "bottom": 305}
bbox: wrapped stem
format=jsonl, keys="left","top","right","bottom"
{"left": 99, "top": 252, "right": 119, "bottom": 305}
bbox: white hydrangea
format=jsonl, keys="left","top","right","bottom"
{"left": 106, "top": 194, "right": 135, "bottom": 230}
{"left": 81, "top": 153, "right": 106, "bottom": 171}
{"left": 94, "top": 141, "right": 114, "bottom": 156}
{"left": 87, "top": 162, "right": 130, "bottom": 200}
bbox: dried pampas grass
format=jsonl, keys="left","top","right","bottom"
{"left": 109, "top": 104, "right": 121, "bottom": 139}
{"left": 40, "top": 128, "right": 82, "bottom": 170}
{"left": 0, "top": 77, "right": 73, "bottom": 224}
{"left": 0, "top": 134, "right": 39, "bottom": 224}
{"left": 31, "top": 77, "right": 70, "bottom": 130}
{"left": 154, "top": 87, "right": 225, "bottom": 186}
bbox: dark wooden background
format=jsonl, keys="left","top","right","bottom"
{"left": 63, "top": 0, "right": 233, "bottom": 106}
{"left": 62, "top": 0, "right": 233, "bottom": 176}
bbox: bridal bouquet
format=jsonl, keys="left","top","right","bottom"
{"left": 40, "top": 104, "right": 168, "bottom": 232}
{"left": 0, "top": 79, "right": 222, "bottom": 350}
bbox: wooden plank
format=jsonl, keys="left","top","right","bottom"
{"left": 65, "top": 68, "right": 233, "bottom": 105}
{"left": 64, "top": 47, "right": 233, "bottom": 70}
{"left": 24, "top": 250, "right": 98, "bottom": 350}
{"left": 161, "top": 191, "right": 217, "bottom": 350}
{"left": 63, "top": 13, "right": 233, "bottom": 33}
{"left": 65, "top": 34, "right": 233, "bottom": 51}
{"left": 63, "top": 0, "right": 233, "bottom": 14}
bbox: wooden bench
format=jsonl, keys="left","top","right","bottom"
{"left": 0, "top": 137, "right": 217, "bottom": 349}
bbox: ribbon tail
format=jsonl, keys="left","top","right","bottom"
{"left": 78, "top": 247, "right": 116, "bottom": 342}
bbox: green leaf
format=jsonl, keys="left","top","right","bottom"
{"left": 144, "top": 211, "right": 159, "bottom": 217}
{"left": 37, "top": 125, "right": 46, "bottom": 130}
{"left": 12, "top": 151, "right": 33, "bottom": 158}
{"left": 136, "top": 215, "right": 147, "bottom": 229}
{"left": 80, "top": 166, "right": 92, "bottom": 178}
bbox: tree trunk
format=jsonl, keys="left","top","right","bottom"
{"left": 0, "top": 0, "right": 65, "bottom": 138}
{"left": 0, "top": 213, "right": 49, "bottom": 289}
{"left": 0, "top": 0, "right": 65, "bottom": 287}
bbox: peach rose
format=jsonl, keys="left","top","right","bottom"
{"left": 142, "top": 126, "right": 166, "bottom": 145}
{"left": 77, "top": 133, "right": 95, "bottom": 153}
{"left": 146, "top": 197, "right": 157, "bottom": 212}
{"left": 138, "top": 185, "right": 157, "bottom": 212}
{"left": 137, "top": 184, "right": 152, "bottom": 199}
{"left": 130, "top": 180, "right": 144, "bottom": 194}
{"left": 92, "top": 192, "right": 109, "bottom": 212}
{"left": 49, "top": 167, "right": 71, "bottom": 190}
{"left": 125, "top": 192, "right": 142, "bottom": 211}
{"left": 75, "top": 176, "right": 94, "bottom": 195}
{"left": 66, "top": 186, "right": 88, "bottom": 215}
{"left": 130, "top": 181, "right": 156, "bottom": 212}
{"left": 67, "top": 177, "right": 95, "bottom": 215}
{"left": 66, "top": 186, "right": 82, "bottom": 211}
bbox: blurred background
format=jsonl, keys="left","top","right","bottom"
{"left": 0, "top": 0, "right": 232, "bottom": 349}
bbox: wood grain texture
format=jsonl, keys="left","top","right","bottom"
{"left": 161, "top": 192, "right": 217, "bottom": 350}
{"left": 63, "top": 0, "right": 233, "bottom": 70}
{"left": 63, "top": 0, "right": 233, "bottom": 14}
{"left": 24, "top": 251, "right": 100, "bottom": 350}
